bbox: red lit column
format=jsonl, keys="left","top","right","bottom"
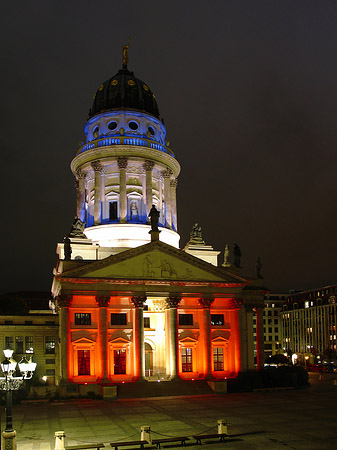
{"left": 228, "top": 299, "right": 244, "bottom": 374}
{"left": 144, "top": 160, "right": 155, "bottom": 217}
{"left": 255, "top": 305, "right": 265, "bottom": 370}
{"left": 57, "top": 295, "right": 72, "bottom": 382}
{"left": 118, "top": 157, "right": 128, "bottom": 223}
{"left": 92, "top": 161, "right": 103, "bottom": 225}
{"left": 166, "top": 296, "right": 181, "bottom": 379}
{"left": 96, "top": 295, "right": 110, "bottom": 381}
{"left": 198, "top": 297, "right": 214, "bottom": 379}
{"left": 162, "top": 169, "right": 172, "bottom": 228}
{"left": 131, "top": 295, "right": 147, "bottom": 380}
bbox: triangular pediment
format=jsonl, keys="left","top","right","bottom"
{"left": 109, "top": 337, "right": 130, "bottom": 344}
{"left": 60, "top": 240, "right": 246, "bottom": 284}
{"left": 72, "top": 336, "right": 95, "bottom": 344}
{"left": 180, "top": 336, "right": 198, "bottom": 343}
{"left": 212, "top": 335, "right": 229, "bottom": 343}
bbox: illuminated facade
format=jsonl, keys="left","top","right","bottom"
{"left": 52, "top": 55, "right": 266, "bottom": 387}
{"left": 282, "top": 285, "right": 337, "bottom": 364}
{"left": 256, "top": 294, "right": 285, "bottom": 360}
{"left": 0, "top": 292, "right": 59, "bottom": 384}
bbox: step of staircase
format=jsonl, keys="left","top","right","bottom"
{"left": 116, "top": 379, "right": 214, "bottom": 398}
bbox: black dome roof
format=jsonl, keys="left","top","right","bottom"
{"left": 89, "top": 66, "right": 160, "bottom": 119}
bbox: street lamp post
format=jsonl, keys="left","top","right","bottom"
{"left": 0, "top": 349, "right": 37, "bottom": 450}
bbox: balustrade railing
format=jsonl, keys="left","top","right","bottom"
{"left": 77, "top": 136, "right": 175, "bottom": 158}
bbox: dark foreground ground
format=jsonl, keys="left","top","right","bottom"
{"left": 2, "top": 373, "right": 337, "bottom": 450}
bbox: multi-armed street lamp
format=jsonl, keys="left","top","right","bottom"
{"left": 0, "top": 349, "right": 37, "bottom": 450}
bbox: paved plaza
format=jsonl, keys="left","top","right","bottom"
{"left": 2, "top": 373, "right": 337, "bottom": 450}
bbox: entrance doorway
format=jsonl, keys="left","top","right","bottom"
{"left": 145, "top": 342, "right": 153, "bottom": 377}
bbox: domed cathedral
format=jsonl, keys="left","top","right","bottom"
{"left": 52, "top": 44, "right": 266, "bottom": 394}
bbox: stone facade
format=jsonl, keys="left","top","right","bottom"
{"left": 51, "top": 60, "right": 266, "bottom": 387}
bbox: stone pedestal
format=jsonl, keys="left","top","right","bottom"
{"left": 102, "top": 385, "right": 117, "bottom": 400}
{"left": 54, "top": 431, "right": 65, "bottom": 450}
{"left": 2, "top": 430, "right": 16, "bottom": 450}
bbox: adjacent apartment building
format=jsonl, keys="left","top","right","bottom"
{"left": 282, "top": 285, "right": 337, "bottom": 364}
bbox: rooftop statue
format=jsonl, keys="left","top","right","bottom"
{"left": 223, "top": 244, "right": 230, "bottom": 266}
{"left": 63, "top": 235, "right": 72, "bottom": 260}
{"left": 149, "top": 205, "right": 160, "bottom": 232}
{"left": 233, "top": 243, "right": 241, "bottom": 268}
{"left": 189, "top": 223, "right": 205, "bottom": 245}
{"left": 69, "top": 216, "right": 86, "bottom": 238}
{"left": 256, "top": 257, "right": 263, "bottom": 278}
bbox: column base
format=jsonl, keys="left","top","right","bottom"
{"left": 169, "top": 375, "right": 180, "bottom": 381}
{"left": 2, "top": 430, "right": 16, "bottom": 450}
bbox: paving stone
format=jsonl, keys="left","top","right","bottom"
{"left": 1, "top": 374, "right": 336, "bottom": 450}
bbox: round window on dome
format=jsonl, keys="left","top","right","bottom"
{"left": 93, "top": 126, "right": 99, "bottom": 138}
{"left": 108, "top": 121, "right": 118, "bottom": 131}
{"left": 148, "top": 126, "right": 155, "bottom": 136}
{"left": 128, "top": 121, "right": 139, "bottom": 131}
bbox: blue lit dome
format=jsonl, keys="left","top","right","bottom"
{"left": 89, "top": 67, "right": 160, "bottom": 119}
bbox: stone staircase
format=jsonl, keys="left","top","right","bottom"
{"left": 116, "top": 379, "right": 214, "bottom": 398}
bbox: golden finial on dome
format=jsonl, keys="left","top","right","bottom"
{"left": 122, "top": 37, "right": 131, "bottom": 67}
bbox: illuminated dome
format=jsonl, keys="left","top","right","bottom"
{"left": 70, "top": 50, "right": 180, "bottom": 252}
{"left": 89, "top": 67, "right": 160, "bottom": 119}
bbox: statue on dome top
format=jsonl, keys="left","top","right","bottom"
{"left": 122, "top": 37, "right": 131, "bottom": 67}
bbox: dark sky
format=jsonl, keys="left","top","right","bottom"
{"left": 1, "top": 1, "right": 336, "bottom": 294}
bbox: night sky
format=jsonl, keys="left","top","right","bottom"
{"left": 2, "top": 1, "right": 336, "bottom": 295}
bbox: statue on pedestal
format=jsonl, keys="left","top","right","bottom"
{"left": 223, "top": 244, "right": 230, "bottom": 267}
{"left": 233, "top": 243, "right": 241, "bottom": 268}
{"left": 256, "top": 257, "right": 263, "bottom": 278}
{"left": 69, "top": 216, "right": 85, "bottom": 238}
{"left": 63, "top": 235, "right": 72, "bottom": 260}
{"left": 149, "top": 205, "right": 160, "bottom": 232}
{"left": 189, "top": 223, "right": 205, "bottom": 245}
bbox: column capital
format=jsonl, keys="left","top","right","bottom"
{"left": 57, "top": 295, "right": 72, "bottom": 308}
{"left": 228, "top": 298, "right": 244, "bottom": 309}
{"left": 243, "top": 301, "right": 256, "bottom": 312}
{"left": 131, "top": 295, "right": 147, "bottom": 307}
{"left": 76, "top": 169, "right": 86, "bottom": 179}
{"left": 96, "top": 295, "right": 110, "bottom": 307}
{"left": 166, "top": 296, "right": 181, "bottom": 308}
{"left": 161, "top": 168, "right": 173, "bottom": 178}
{"left": 117, "top": 156, "right": 128, "bottom": 169}
{"left": 170, "top": 178, "right": 178, "bottom": 188}
{"left": 255, "top": 304, "right": 264, "bottom": 313}
{"left": 92, "top": 160, "right": 103, "bottom": 173}
{"left": 143, "top": 160, "right": 155, "bottom": 171}
{"left": 198, "top": 297, "right": 214, "bottom": 309}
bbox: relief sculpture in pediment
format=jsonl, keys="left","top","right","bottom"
{"left": 142, "top": 256, "right": 177, "bottom": 279}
